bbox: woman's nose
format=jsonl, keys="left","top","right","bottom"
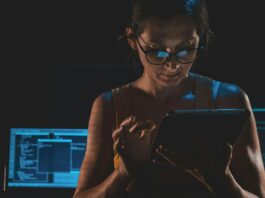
{"left": 164, "top": 60, "right": 180, "bottom": 72}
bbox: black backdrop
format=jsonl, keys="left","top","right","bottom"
{"left": 1, "top": 1, "right": 265, "bottom": 197}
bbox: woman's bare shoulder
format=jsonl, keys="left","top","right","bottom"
{"left": 92, "top": 91, "right": 113, "bottom": 109}
{"left": 90, "top": 91, "right": 115, "bottom": 132}
{"left": 214, "top": 81, "right": 250, "bottom": 109}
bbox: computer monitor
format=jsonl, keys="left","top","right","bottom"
{"left": 6, "top": 128, "right": 87, "bottom": 189}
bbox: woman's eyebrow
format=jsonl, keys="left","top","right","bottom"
{"left": 143, "top": 37, "right": 197, "bottom": 48}
{"left": 140, "top": 38, "right": 165, "bottom": 48}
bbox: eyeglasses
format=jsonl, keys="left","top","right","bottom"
{"left": 136, "top": 37, "right": 199, "bottom": 65}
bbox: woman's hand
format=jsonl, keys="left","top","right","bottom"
{"left": 112, "top": 116, "right": 157, "bottom": 178}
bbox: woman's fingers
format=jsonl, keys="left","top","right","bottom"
{"left": 121, "top": 115, "right": 136, "bottom": 128}
{"left": 113, "top": 117, "right": 157, "bottom": 161}
{"left": 112, "top": 126, "right": 123, "bottom": 141}
{"left": 128, "top": 120, "right": 156, "bottom": 137}
{"left": 112, "top": 116, "right": 136, "bottom": 141}
{"left": 129, "top": 121, "right": 145, "bottom": 133}
{"left": 113, "top": 136, "right": 122, "bottom": 153}
{"left": 139, "top": 129, "right": 148, "bottom": 138}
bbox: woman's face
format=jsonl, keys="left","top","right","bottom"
{"left": 135, "top": 15, "right": 200, "bottom": 88}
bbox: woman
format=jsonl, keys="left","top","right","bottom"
{"left": 73, "top": 0, "right": 265, "bottom": 197}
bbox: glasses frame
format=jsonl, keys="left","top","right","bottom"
{"left": 135, "top": 36, "right": 199, "bottom": 65}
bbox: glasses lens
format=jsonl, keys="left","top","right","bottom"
{"left": 146, "top": 50, "right": 169, "bottom": 64}
{"left": 176, "top": 48, "right": 197, "bottom": 64}
{"left": 146, "top": 49, "right": 197, "bottom": 65}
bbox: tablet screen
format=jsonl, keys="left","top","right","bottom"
{"left": 147, "top": 108, "right": 250, "bottom": 162}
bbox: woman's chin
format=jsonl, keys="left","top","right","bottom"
{"left": 158, "top": 73, "right": 183, "bottom": 87}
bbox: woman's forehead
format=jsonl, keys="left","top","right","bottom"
{"left": 140, "top": 15, "right": 198, "bottom": 45}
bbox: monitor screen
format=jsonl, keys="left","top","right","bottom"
{"left": 7, "top": 128, "right": 87, "bottom": 188}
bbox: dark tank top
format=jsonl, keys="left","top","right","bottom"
{"left": 111, "top": 73, "right": 221, "bottom": 198}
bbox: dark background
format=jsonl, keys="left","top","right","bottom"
{"left": 1, "top": 1, "right": 265, "bottom": 197}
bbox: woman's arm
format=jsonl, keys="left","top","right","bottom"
{"left": 216, "top": 83, "right": 265, "bottom": 197}
{"left": 156, "top": 82, "right": 265, "bottom": 197}
{"left": 73, "top": 92, "right": 131, "bottom": 198}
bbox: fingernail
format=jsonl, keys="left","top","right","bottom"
{"left": 139, "top": 130, "right": 145, "bottom": 138}
{"left": 127, "top": 116, "right": 133, "bottom": 122}
{"left": 121, "top": 117, "right": 133, "bottom": 127}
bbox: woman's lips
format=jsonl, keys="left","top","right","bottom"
{"left": 161, "top": 72, "right": 180, "bottom": 79}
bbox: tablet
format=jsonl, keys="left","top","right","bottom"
{"left": 147, "top": 108, "right": 250, "bottom": 162}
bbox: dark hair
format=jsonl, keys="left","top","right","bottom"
{"left": 117, "top": 0, "right": 213, "bottom": 76}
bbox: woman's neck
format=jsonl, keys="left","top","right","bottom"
{"left": 132, "top": 73, "right": 194, "bottom": 105}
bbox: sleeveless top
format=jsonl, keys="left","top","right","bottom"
{"left": 111, "top": 73, "right": 221, "bottom": 198}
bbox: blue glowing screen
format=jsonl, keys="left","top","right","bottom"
{"left": 7, "top": 128, "right": 88, "bottom": 188}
